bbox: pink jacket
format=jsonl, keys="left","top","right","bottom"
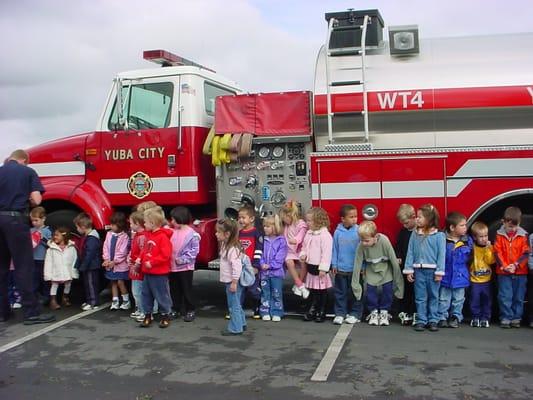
{"left": 219, "top": 245, "right": 242, "bottom": 283}
{"left": 170, "top": 225, "right": 200, "bottom": 272}
{"left": 103, "top": 231, "right": 130, "bottom": 273}
{"left": 300, "top": 227, "right": 333, "bottom": 272}
{"left": 284, "top": 219, "right": 308, "bottom": 260}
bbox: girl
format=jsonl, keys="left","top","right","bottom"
{"left": 170, "top": 206, "right": 200, "bottom": 322}
{"left": 280, "top": 201, "right": 309, "bottom": 299}
{"left": 103, "top": 212, "right": 131, "bottom": 311}
{"left": 216, "top": 218, "right": 246, "bottom": 335}
{"left": 259, "top": 215, "right": 288, "bottom": 322}
{"left": 299, "top": 207, "right": 333, "bottom": 323}
{"left": 403, "top": 204, "right": 446, "bottom": 332}
{"left": 128, "top": 210, "right": 148, "bottom": 321}
{"left": 44, "top": 227, "right": 78, "bottom": 310}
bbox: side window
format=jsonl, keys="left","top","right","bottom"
{"left": 204, "top": 82, "right": 234, "bottom": 116}
{"left": 108, "top": 82, "right": 173, "bottom": 130}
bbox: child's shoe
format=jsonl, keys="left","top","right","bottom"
{"left": 470, "top": 318, "right": 480, "bottom": 327}
{"left": 427, "top": 322, "right": 439, "bottom": 332}
{"left": 49, "top": 295, "right": 61, "bottom": 310}
{"left": 398, "top": 312, "right": 412, "bottom": 326}
{"left": 130, "top": 310, "right": 142, "bottom": 319}
{"left": 262, "top": 315, "right": 271, "bottom": 321}
{"left": 120, "top": 300, "right": 131, "bottom": 310}
{"left": 367, "top": 310, "right": 379, "bottom": 326}
{"left": 253, "top": 307, "right": 261, "bottom": 319}
{"left": 135, "top": 313, "right": 146, "bottom": 322}
{"left": 140, "top": 313, "right": 152, "bottom": 328}
{"left": 224, "top": 313, "right": 231, "bottom": 320}
{"left": 272, "top": 316, "right": 281, "bottom": 322}
{"left": 61, "top": 294, "right": 71, "bottom": 307}
{"left": 413, "top": 323, "right": 425, "bottom": 331}
{"left": 110, "top": 299, "right": 120, "bottom": 310}
{"left": 183, "top": 311, "right": 196, "bottom": 322}
{"left": 159, "top": 314, "right": 170, "bottom": 328}
{"left": 480, "top": 319, "right": 490, "bottom": 328}
{"left": 344, "top": 315, "right": 360, "bottom": 324}
{"left": 314, "top": 311, "right": 326, "bottom": 323}
{"left": 11, "top": 302, "right": 22, "bottom": 309}
{"left": 500, "top": 320, "right": 511, "bottom": 329}
{"left": 511, "top": 319, "right": 521, "bottom": 328}
{"left": 333, "top": 316, "right": 344, "bottom": 325}
{"left": 292, "top": 284, "right": 302, "bottom": 297}
{"left": 437, "top": 319, "right": 448, "bottom": 328}
{"left": 300, "top": 286, "right": 310, "bottom": 300}
{"left": 448, "top": 316, "right": 460, "bottom": 328}
{"left": 379, "top": 310, "right": 390, "bottom": 326}
{"left": 82, "top": 303, "right": 96, "bottom": 311}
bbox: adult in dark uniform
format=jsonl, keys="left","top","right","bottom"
{"left": 0, "top": 149, "right": 55, "bottom": 324}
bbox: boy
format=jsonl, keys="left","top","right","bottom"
{"left": 352, "top": 221, "right": 404, "bottom": 326}
{"left": 30, "top": 206, "right": 52, "bottom": 303}
{"left": 469, "top": 221, "right": 495, "bottom": 328}
{"left": 74, "top": 212, "right": 102, "bottom": 310}
{"left": 331, "top": 204, "right": 362, "bottom": 325}
{"left": 238, "top": 205, "right": 263, "bottom": 318}
{"left": 395, "top": 204, "right": 417, "bottom": 326}
{"left": 437, "top": 212, "right": 472, "bottom": 328}
{"left": 494, "top": 206, "right": 530, "bottom": 328}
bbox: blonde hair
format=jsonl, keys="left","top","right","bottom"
{"left": 396, "top": 204, "right": 415, "bottom": 222}
{"left": 358, "top": 220, "right": 377, "bottom": 238}
{"left": 144, "top": 206, "right": 166, "bottom": 227}
{"left": 306, "top": 207, "right": 330, "bottom": 230}
{"left": 136, "top": 201, "right": 158, "bottom": 213}
{"left": 30, "top": 206, "right": 46, "bottom": 219}
{"left": 73, "top": 212, "right": 93, "bottom": 229}
{"left": 471, "top": 221, "right": 488, "bottom": 236}
{"left": 216, "top": 218, "right": 241, "bottom": 258}
{"left": 263, "top": 215, "right": 282, "bottom": 235}
{"left": 129, "top": 210, "right": 145, "bottom": 225}
{"left": 280, "top": 200, "right": 301, "bottom": 225}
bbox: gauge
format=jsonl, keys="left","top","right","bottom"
{"left": 272, "top": 145, "right": 284, "bottom": 158}
{"left": 258, "top": 146, "right": 270, "bottom": 158}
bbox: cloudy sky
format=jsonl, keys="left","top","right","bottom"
{"left": 1, "top": 0, "right": 532, "bottom": 157}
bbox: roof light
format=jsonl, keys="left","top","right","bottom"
{"left": 143, "top": 49, "right": 215, "bottom": 72}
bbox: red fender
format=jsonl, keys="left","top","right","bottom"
{"left": 70, "top": 180, "right": 114, "bottom": 229}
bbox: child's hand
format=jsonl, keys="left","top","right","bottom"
{"left": 299, "top": 254, "right": 307, "bottom": 262}
{"left": 319, "top": 270, "right": 326, "bottom": 278}
{"left": 434, "top": 274, "right": 443, "bottom": 282}
{"left": 505, "top": 264, "right": 516, "bottom": 273}
{"left": 108, "top": 261, "right": 115, "bottom": 269}
{"left": 407, "top": 273, "right": 415, "bottom": 283}
{"left": 397, "top": 258, "right": 402, "bottom": 264}
{"left": 145, "top": 261, "right": 152, "bottom": 269}
{"left": 230, "top": 281, "right": 237, "bottom": 293}
{"left": 261, "top": 264, "right": 269, "bottom": 270}
{"left": 331, "top": 267, "right": 337, "bottom": 275}
{"left": 289, "top": 239, "right": 297, "bottom": 245}
{"left": 134, "top": 258, "right": 141, "bottom": 266}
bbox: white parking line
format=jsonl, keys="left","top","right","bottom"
{"left": 311, "top": 323, "right": 353, "bottom": 382}
{"left": 0, "top": 303, "right": 109, "bottom": 354}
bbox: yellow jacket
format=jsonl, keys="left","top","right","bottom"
{"left": 469, "top": 244, "right": 495, "bottom": 283}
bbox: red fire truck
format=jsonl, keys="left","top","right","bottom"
{"left": 26, "top": 9, "right": 533, "bottom": 267}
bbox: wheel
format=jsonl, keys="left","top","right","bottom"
{"left": 46, "top": 209, "right": 79, "bottom": 232}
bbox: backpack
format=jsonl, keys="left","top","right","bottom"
{"left": 239, "top": 253, "right": 256, "bottom": 287}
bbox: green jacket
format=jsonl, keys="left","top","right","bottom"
{"left": 351, "top": 234, "right": 404, "bottom": 301}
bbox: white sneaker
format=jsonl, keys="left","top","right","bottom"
{"left": 12, "top": 302, "right": 22, "bottom": 309}
{"left": 119, "top": 300, "right": 131, "bottom": 310}
{"left": 333, "top": 316, "right": 344, "bottom": 325}
{"left": 262, "top": 315, "right": 271, "bottom": 321}
{"left": 110, "top": 300, "right": 120, "bottom": 310}
{"left": 379, "top": 310, "right": 390, "bottom": 326}
{"left": 398, "top": 312, "right": 412, "bottom": 325}
{"left": 81, "top": 303, "right": 94, "bottom": 311}
{"left": 344, "top": 315, "right": 360, "bottom": 324}
{"left": 412, "top": 313, "right": 417, "bottom": 326}
{"left": 367, "top": 310, "right": 379, "bottom": 326}
{"left": 130, "top": 310, "right": 142, "bottom": 319}
{"left": 272, "top": 316, "right": 281, "bottom": 322}
{"left": 292, "top": 285, "right": 302, "bottom": 297}
{"left": 135, "top": 313, "right": 146, "bottom": 322}
{"left": 300, "top": 286, "right": 310, "bottom": 300}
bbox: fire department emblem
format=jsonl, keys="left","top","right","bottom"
{"left": 127, "top": 171, "right": 153, "bottom": 199}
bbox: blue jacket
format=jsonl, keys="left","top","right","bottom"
{"left": 77, "top": 229, "right": 102, "bottom": 272}
{"left": 403, "top": 229, "right": 446, "bottom": 276}
{"left": 441, "top": 235, "right": 473, "bottom": 288}
{"left": 332, "top": 223, "right": 360, "bottom": 273}
{"left": 32, "top": 225, "right": 52, "bottom": 260}
{"left": 259, "top": 235, "right": 287, "bottom": 279}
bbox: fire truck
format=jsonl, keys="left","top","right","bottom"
{"left": 26, "top": 9, "right": 533, "bottom": 267}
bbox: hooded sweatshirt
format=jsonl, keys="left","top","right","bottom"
{"left": 141, "top": 228, "right": 173, "bottom": 275}
{"left": 78, "top": 229, "right": 101, "bottom": 272}
{"left": 332, "top": 223, "right": 359, "bottom": 273}
{"left": 259, "top": 235, "right": 288, "bottom": 279}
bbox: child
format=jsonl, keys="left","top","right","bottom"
{"left": 437, "top": 212, "right": 472, "bottom": 328}
{"left": 528, "top": 232, "right": 533, "bottom": 328}
{"left": 493, "top": 206, "right": 530, "bottom": 328}
{"left": 139, "top": 206, "right": 173, "bottom": 328}
{"left": 238, "top": 205, "right": 263, "bottom": 318}
{"left": 30, "top": 206, "right": 52, "bottom": 302}
{"left": 128, "top": 210, "right": 148, "bottom": 321}
{"left": 44, "top": 227, "right": 79, "bottom": 310}
{"left": 216, "top": 218, "right": 246, "bottom": 335}
{"left": 102, "top": 212, "right": 131, "bottom": 311}
{"left": 353, "top": 221, "right": 404, "bottom": 326}
{"left": 469, "top": 221, "right": 495, "bottom": 328}
{"left": 280, "top": 201, "right": 309, "bottom": 299}
{"left": 403, "top": 204, "right": 446, "bottom": 332}
{"left": 170, "top": 206, "right": 200, "bottom": 322}
{"left": 259, "top": 215, "right": 288, "bottom": 322}
{"left": 299, "top": 207, "right": 333, "bottom": 323}
{"left": 331, "top": 204, "right": 362, "bottom": 325}
{"left": 395, "top": 204, "right": 417, "bottom": 326}
{"left": 74, "top": 213, "right": 102, "bottom": 311}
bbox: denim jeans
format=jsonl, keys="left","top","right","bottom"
{"left": 334, "top": 272, "right": 362, "bottom": 318}
{"left": 366, "top": 282, "right": 393, "bottom": 313}
{"left": 260, "top": 276, "right": 284, "bottom": 317}
{"left": 438, "top": 286, "right": 466, "bottom": 321}
{"left": 469, "top": 282, "right": 491, "bottom": 320}
{"left": 226, "top": 282, "right": 246, "bottom": 333}
{"left": 497, "top": 274, "right": 527, "bottom": 322}
{"left": 142, "top": 274, "right": 172, "bottom": 315}
{"left": 414, "top": 269, "right": 441, "bottom": 324}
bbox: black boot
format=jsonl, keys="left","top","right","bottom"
{"left": 314, "top": 290, "right": 327, "bottom": 323}
{"left": 304, "top": 290, "right": 317, "bottom": 321}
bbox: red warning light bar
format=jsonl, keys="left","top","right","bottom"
{"left": 143, "top": 49, "right": 215, "bottom": 72}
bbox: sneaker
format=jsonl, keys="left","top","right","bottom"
{"left": 262, "top": 315, "right": 271, "bottom": 321}
{"left": 366, "top": 310, "right": 379, "bottom": 326}
{"left": 427, "top": 322, "right": 439, "bottom": 332}
{"left": 511, "top": 319, "right": 521, "bottom": 328}
{"left": 412, "top": 313, "right": 417, "bottom": 326}
{"left": 480, "top": 320, "right": 490, "bottom": 328}
{"left": 119, "top": 300, "right": 131, "bottom": 310}
{"left": 470, "top": 318, "right": 480, "bottom": 327}
{"left": 413, "top": 323, "right": 426, "bottom": 332}
{"left": 437, "top": 319, "right": 449, "bottom": 328}
{"left": 253, "top": 307, "right": 261, "bottom": 319}
{"left": 130, "top": 310, "right": 142, "bottom": 319}
{"left": 292, "top": 285, "right": 303, "bottom": 297}
{"left": 529, "top": 321, "right": 533, "bottom": 329}
{"left": 398, "top": 312, "right": 412, "bottom": 326}
{"left": 344, "top": 315, "right": 360, "bottom": 324}
{"left": 135, "top": 313, "right": 146, "bottom": 322}
{"left": 272, "top": 316, "right": 281, "bottom": 322}
{"left": 183, "top": 311, "right": 195, "bottom": 322}
{"left": 110, "top": 300, "right": 120, "bottom": 310}
{"left": 169, "top": 310, "right": 179, "bottom": 319}
{"left": 379, "top": 310, "right": 390, "bottom": 326}
{"left": 500, "top": 320, "right": 511, "bottom": 329}
{"left": 333, "top": 316, "right": 344, "bottom": 325}
{"left": 300, "top": 286, "right": 310, "bottom": 300}
{"left": 12, "top": 302, "right": 22, "bottom": 309}
{"left": 448, "top": 316, "right": 459, "bottom": 328}
{"left": 224, "top": 314, "right": 230, "bottom": 320}
{"left": 82, "top": 303, "right": 95, "bottom": 311}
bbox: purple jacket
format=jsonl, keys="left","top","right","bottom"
{"left": 171, "top": 226, "right": 200, "bottom": 272}
{"left": 259, "top": 235, "right": 288, "bottom": 279}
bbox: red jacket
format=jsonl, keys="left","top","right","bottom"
{"left": 129, "top": 230, "right": 147, "bottom": 280}
{"left": 140, "top": 228, "right": 173, "bottom": 275}
{"left": 493, "top": 226, "right": 530, "bottom": 275}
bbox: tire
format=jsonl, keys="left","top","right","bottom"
{"left": 46, "top": 209, "right": 79, "bottom": 233}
